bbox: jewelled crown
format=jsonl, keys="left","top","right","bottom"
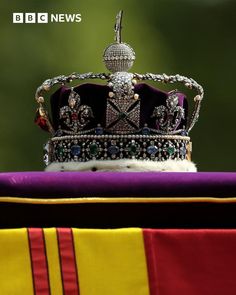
{"left": 35, "top": 11, "right": 204, "bottom": 172}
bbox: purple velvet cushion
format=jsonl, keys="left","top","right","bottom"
{"left": 0, "top": 172, "right": 236, "bottom": 198}
{"left": 1, "top": 172, "right": 236, "bottom": 229}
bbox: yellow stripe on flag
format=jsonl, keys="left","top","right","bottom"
{"left": 44, "top": 228, "right": 63, "bottom": 295}
{"left": 73, "top": 228, "right": 149, "bottom": 295}
{"left": 0, "top": 228, "right": 34, "bottom": 295}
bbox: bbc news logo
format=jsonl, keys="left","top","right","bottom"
{"left": 13, "top": 13, "right": 82, "bottom": 24}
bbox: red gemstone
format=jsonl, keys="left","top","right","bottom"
{"left": 35, "top": 111, "right": 50, "bottom": 132}
{"left": 71, "top": 113, "right": 78, "bottom": 121}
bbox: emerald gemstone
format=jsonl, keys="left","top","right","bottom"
{"left": 57, "top": 146, "right": 64, "bottom": 156}
{"left": 167, "top": 146, "right": 175, "bottom": 155}
{"left": 118, "top": 112, "right": 127, "bottom": 119}
{"left": 129, "top": 144, "right": 138, "bottom": 155}
{"left": 89, "top": 143, "right": 98, "bottom": 155}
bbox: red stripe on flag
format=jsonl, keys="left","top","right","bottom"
{"left": 57, "top": 228, "right": 79, "bottom": 295}
{"left": 143, "top": 229, "right": 236, "bottom": 295}
{"left": 28, "top": 228, "right": 51, "bottom": 295}
{"left": 142, "top": 229, "right": 159, "bottom": 295}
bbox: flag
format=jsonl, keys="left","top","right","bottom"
{"left": 0, "top": 228, "right": 236, "bottom": 295}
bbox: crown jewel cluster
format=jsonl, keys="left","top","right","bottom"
{"left": 34, "top": 11, "right": 204, "bottom": 167}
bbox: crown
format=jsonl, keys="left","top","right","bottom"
{"left": 34, "top": 11, "right": 204, "bottom": 172}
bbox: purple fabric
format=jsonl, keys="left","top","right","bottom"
{"left": 0, "top": 172, "right": 236, "bottom": 198}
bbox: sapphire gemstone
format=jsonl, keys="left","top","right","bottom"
{"left": 147, "top": 145, "right": 158, "bottom": 155}
{"left": 71, "top": 145, "right": 81, "bottom": 156}
{"left": 108, "top": 145, "right": 119, "bottom": 155}
{"left": 95, "top": 127, "right": 103, "bottom": 135}
{"left": 142, "top": 127, "right": 150, "bottom": 135}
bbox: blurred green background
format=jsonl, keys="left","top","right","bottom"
{"left": 0, "top": 0, "right": 235, "bottom": 171}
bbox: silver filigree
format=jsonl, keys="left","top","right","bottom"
{"left": 134, "top": 73, "right": 204, "bottom": 132}
{"left": 108, "top": 72, "right": 134, "bottom": 99}
{"left": 49, "top": 134, "right": 190, "bottom": 162}
{"left": 152, "top": 92, "right": 185, "bottom": 133}
{"left": 59, "top": 88, "right": 94, "bottom": 133}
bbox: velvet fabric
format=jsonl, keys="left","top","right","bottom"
{"left": 50, "top": 83, "right": 188, "bottom": 131}
{"left": 0, "top": 172, "right": 236, "bottom": 198}
{"left": 0, "top": 172, "right": 236, "bottom": 228}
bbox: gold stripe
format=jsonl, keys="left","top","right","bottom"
{"left": 0, "top": 228, "right": 34, "bottom": 295}
{"left": 73, "top": 228, "right": 149, "bottom": 295}
{"left": 44, "top": 228, "right": 63, "bottom": 295}
{"left": 0, "top": 196, "right": 236, "bottom": 204}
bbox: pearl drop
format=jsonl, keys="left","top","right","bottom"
{"left": 194, "top": 95, "right": 202, "bottom": 102}
{"left": 37, "top": 96, "right": 44, "bottom": 103}
{"left": 185, "top": 83, "right": 192, "bottom": 89}
{"left": 134, "top": 93, "right": 139, "bottom": 100}
{"left": 109, "top": 91, "right": 114, "bottom": 98}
